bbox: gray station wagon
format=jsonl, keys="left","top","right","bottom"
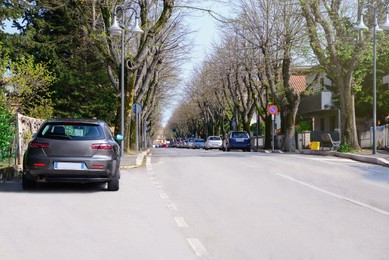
{"left": 22, "top": 119, "right": 122, "bottom": 191}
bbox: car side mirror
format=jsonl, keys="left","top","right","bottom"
{"left": 116, "top": 134, "right": 124, "bottom": 141}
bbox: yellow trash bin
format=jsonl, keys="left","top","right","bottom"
{"left": 311, "top": 141, "right": 320, "bottom": 150}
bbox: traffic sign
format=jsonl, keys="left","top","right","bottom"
{"left": 132, "top": 103, "right": 142, "bottom": 114}
{"left": 267, "top": 105, "right": 278, "bottom": 115}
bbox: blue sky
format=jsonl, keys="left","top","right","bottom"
{"left": 162, "top": 2, "right": 231, "bottom": 125}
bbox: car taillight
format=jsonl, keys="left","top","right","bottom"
{"left": 91, "top": 164, "right": 104, "bottom": 169}
{"left": 34, "top": 163, "right": 46, "bottom": 167}
{"left": 91, "top": 144, "right": 113, "bottom": 150}
{"left": 30, "top": 142, "right": 49, "bottom": 148}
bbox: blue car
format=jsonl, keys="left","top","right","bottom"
{"left": 223, "top": 131, "right": 251, "bottom": 152}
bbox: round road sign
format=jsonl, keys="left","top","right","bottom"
{"left": 267, "top": 105, "right": 278, "bottom": 115}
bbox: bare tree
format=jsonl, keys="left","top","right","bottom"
{"left": 299, "top": 0, "right": 363, "bottom": 149}
{"left": 229, "top": 0, "right": 306, "bottom": 151}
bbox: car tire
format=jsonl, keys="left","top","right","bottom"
{"left": 22, "top": 174, "right": 35, "bottom": 190}
{"left": 107, "top": 175, "right": 119, "bottom": 191}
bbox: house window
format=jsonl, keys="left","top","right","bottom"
{"left": 320, "top": 118, "right": 325, "bottom": 131}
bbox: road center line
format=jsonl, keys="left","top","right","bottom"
{"left": 174, "top": 217, "right": 189, "bottom": 228}
{"left": 166, "top": 203, "right": 177, "bottom": 211}
{"left": 159, "top": 192, "right": 169, "bottom": 200}
{"left": 187, "top": 238, "right": 208, "bottom": 257}
{"left": 276, "top": 173, "right": 389, "bottom": 216}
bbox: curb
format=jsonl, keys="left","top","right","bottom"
{"left": 135, "top": 149, "right": 151, "bottom": 167}
{"left": 335, "top": 152, "right": 389, "bottom": 167}
{"left": 300, "top": 149, "right": 389, "bottom": 167}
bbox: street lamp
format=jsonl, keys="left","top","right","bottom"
{"left": 109, "top": 3, "right": 144, "bottom": 156}
{"left": 355, "top": 2, "right": 389, "bottom": 154}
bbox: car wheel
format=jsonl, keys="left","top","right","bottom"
{"left": 22, "top": 174, "right": 35, "bottom": 190}
{"left": 107, "top": 175, "right": 119, "bottom": 191}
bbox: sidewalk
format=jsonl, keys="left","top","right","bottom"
{"left": 301, "top": 148, "right": 389, "bottom": 167}
{"left": 120, "top": 149, "right": 151, "bottom": 169}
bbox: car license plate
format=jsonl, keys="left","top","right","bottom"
{"left": 54, "top": 162, "right": 86, "bottom": 170}
{"left": 236, "top": 138, "right": 244, "bottom": 142}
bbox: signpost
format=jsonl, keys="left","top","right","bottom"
{"left": 232, "top": 120, "right": 237, "bottom": 131}
{"left": 132, "top": 103, "right": 142, "bottom": 151}
{"left": 268, "top": 105, "right": 278, "bottom": 152}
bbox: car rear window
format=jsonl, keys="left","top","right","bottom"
{"left": 38, "top": 123, "right": 105, "bottom": 140}
{"left": 210, "top": 136, "right": 221, "bottom": 140}
{"left": 231, "top": 132, "right": 249, "bottom": 138}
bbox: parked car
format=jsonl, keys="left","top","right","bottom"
{"left": 186, "top": 138, "right": 196, "bottom": 148}
{"left": 193, "top": 138, "right": 205, "bottom": 149}
{"left": 204, "top": 136, "right": 223, "bottom": 150}
{"left": 223, "top": 131, "right": 251, "bottom": 152}
{"left": 22, "top": 118, "right": 122, "bottom": 191}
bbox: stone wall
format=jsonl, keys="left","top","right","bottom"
{"left": 16, "top": 113, "right": 45, "bottom": 169}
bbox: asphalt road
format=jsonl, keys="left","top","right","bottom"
{"left": 149, "top": 148, "right": 389, "bottom": 260}
{"left": 0, "top": 148, "right": 388, "bottom": 260}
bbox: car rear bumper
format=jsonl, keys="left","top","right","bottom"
{"left": 23, "top": 156, "right": 120, "bottom": 183}
{"left": 24, "top": 170, "right": 115, "bottom": 184}
{"left": 228, "top": 142, "right": 251, "bottom": 149}
{"left": 207, "top": 144, "right": 222, "bottom": 149}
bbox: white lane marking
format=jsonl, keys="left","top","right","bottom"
{"left": 159, "top": 192, "right": 169, "bottom": 200}
{"left": 277, "top": 173, "right": 389, "bottom": 216}
{"left": 174, "top": 217, "right": 189, "bottom": 228}
{"left": 166, "top": 203, "right": 177, "bottom": 211}
{"left": 187, "top": 238, "right": 208, "bottom": 257}
{"left": 152, "top": 180, "right": 162, "bottom": 188}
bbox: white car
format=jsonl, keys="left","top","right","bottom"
{"left": 204, "top": 136, "right": 223, "bottom": 150}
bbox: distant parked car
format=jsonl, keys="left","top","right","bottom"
{"left": 204, "top": 136, "right": 223, "bottom": 150}
{"left": 193, "top": 138, "right": 205, "bottom": 149}
{"left": 22, "top": 118, "right": 122, "bottom": 191}
{"left": 223, "top": 131, "right": 251, "bottom": 152}
{"left": 186, "top": 138, "right": 196, "bottom": 149}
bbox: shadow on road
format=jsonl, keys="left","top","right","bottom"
{"left": 0, "top": 181, "right": 106, "bottom": 193}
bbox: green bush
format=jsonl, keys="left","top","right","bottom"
{"left": 250, "top": 122, "right": 265, "bottom": 136}
{"left": 0, "top": 98, "right": 15, "bottom": 162}
{"left": 296, "top": 120, "right": 312, "bottom": 133}
{"left": 337, "top": 143, "right": 356, "bottom": 153}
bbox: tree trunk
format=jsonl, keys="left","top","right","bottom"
{"left": 337, "top": 77, "right": 360, "bottom": 149}
{"left": 283, "top": 95, "right": 299, "bottom": 152}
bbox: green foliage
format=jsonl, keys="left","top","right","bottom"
{"left": 250, "top": 122, "right": 265, "bottom": 136}
{"left": 12, "top": 0, "right": 117, "bottom": 123}
{"left": 295, "top": 116, "right": 312, "bottom": 133}
{"left": 355, "top": 36, "right": 389, "bottom": 123}
{"left": 8, "top": 55, "right": 55, "bottom": 118}
{"left": 0, "top": 96, "right": 15, "bottom": 162}
{"left": 337, "top": 143, "right": 356, "bottom": 153}
{"left": 296, "top": 120, "right": 312, "bottom": 133}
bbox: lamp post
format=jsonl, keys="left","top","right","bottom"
{"left": 355, "top": 2, "right": 389, "bottom": 154}
{"left": 109, "top": 3, "right": 144, "bottom": 156}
